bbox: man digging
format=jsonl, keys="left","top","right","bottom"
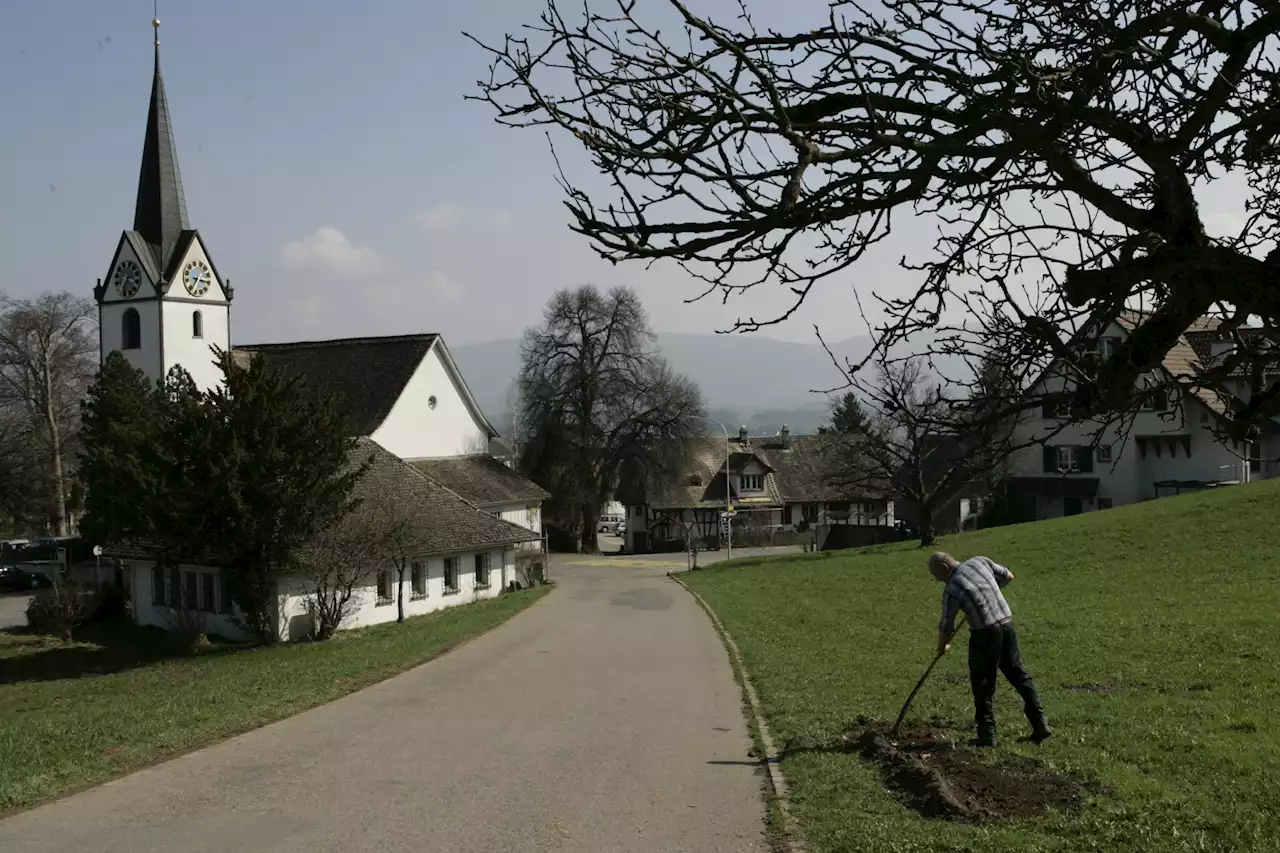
{"left": 929, "top": 552, "right": 1052, "bottom": 748}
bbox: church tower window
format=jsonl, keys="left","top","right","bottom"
{"left": 122, "top": 308, "right": 142, "bottom": 350}
{"left": 192, "top": 310, "right": 203, "bottom": 338}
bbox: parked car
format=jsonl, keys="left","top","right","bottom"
{"left": 598, "top": 516, "right": 624, "bottom": 533}
{"left": 0, "top": 565, "right": 52, "bottom": 592}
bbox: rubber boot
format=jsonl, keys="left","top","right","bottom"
{"left": 1028, "top": 714, "right": 1052, "bottom": 744}
{"left": 969, "top": 726, "right": 997, "bottom": 748}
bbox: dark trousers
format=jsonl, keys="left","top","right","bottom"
{"left": 968, "top": 620, "right": 1046, "bottom": 737}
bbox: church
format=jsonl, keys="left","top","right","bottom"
{"left": 99, "top": 21, "right": 549, "bottom": 641}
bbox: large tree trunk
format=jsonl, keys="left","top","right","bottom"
{"left": 917, "top": 514, "right": 937, "bottom": 548}
{"left": 42, "top": 357, "right": 66, "bottom": 536}
{"left": 580, "top": 504, "right": 600, "bottom": 554}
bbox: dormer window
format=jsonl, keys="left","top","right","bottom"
{"left": 741, "top": 474, "right": 763, "bottom": 491}
{"left": 1099, "top": 337, "right": 1120, "bottom": 358}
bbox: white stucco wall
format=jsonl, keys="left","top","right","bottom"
{"left": 101, "top": 297, "right": 162, "bottom": 379}
{"left": 127, "top": 560, "right": 254, "bottom": 642}
{"left": 277, "top": 547, "right": 516, "bottom": 638}
{"left": 371, "top": 343, "right": 492, "bottom": 460}
{"left": 128, "top": 547, "right": 517, "bottom": 643}
{"left": 1011, "top": 351, "right": 1256, "bottom": 517}
{"left": 100, "top": 236, "right": 231, "bottom": 391}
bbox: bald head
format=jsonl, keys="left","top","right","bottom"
{"left": 928, "top": 551, "right": 957, "bottom": 582}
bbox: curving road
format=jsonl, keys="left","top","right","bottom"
{"left": 0, "top": 555, "right": 768, "bottom": 853}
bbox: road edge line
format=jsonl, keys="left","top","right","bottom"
{"left": 668, "top": 571, "right": 807, "bottom": 853}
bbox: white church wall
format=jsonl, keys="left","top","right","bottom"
{"left": 161, "top": 300, "right": 230, "bottom": 392}
{"left": 101, "top": 299, "right": 163, "bottom": 379}
{"left": 371, "top": 343, "right": 491, "bottom": 459}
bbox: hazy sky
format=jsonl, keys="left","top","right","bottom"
{"left": 0, "top": 1, "right": 1251, "bottom": 348}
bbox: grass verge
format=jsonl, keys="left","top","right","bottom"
{"left": 683, "top": 481, "right": 1280, "bottom": 853}
{"left": 0, "top": 585, "right": 550, "bottom": 814}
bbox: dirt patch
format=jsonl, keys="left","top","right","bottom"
{"left": 844, "top": 721, "right": 1088, "bottom": 822}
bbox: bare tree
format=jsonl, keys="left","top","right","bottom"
{"left": 377, "top": 497, "right": 415, "bottom": 625}
{"left": 0, "top": 293, "right": 97, "bottom": 535}
{"left": 297, "top": 504, "right": 391, "bottom": 639}
{"left": 472, "top": 1, "right": 1280, "bottom": 440}
{"left": 829, "top": 358, "right": 1018, "bottom": 547}
{"left": 519, "top": 285, "right": 705, "bottom": 551}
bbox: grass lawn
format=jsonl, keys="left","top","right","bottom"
{"left": 683, "top": 480, "right": 1280, "bottom": 853}
{"left": 0, "top": 585, "right": 549, "bottom": 814}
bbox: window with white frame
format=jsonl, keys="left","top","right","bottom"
{"left": 474, "top": 552, "right": 491, "bottom": 588}
{"left": 740, "top": 474, "right": 763, "bottom": 491}
{"left": 411, "top": 561, "right": 426, "bottom": 599}
{"left": 1096, "top": 444, "right": 1113, "bottom": 463}
{"left": 1057, "top": 445, "right": 1080, "bottom": 472}
{"left": 443, "top": 557, "right": 459, "bottom": 594}
{"left": 376, "top": 569, "right": 393, "bottom": 605}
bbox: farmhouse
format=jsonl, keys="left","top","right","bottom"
{"left": 95, "top": 22, "right": 548, "bottom": 636}
{"left": 618, "top": 428, "right": 896, "bottom": 552}
{"left": 1006, "top": 311, "right": 1280, "bottom": 518}
{"left": 118, "top": 440, "right": 539, "bottom": 642}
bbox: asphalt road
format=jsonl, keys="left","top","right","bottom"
{"left": 0, "top": 556, "right": 768, "bottom": 853}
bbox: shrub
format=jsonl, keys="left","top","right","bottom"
{"left": 25, "top": 584, "right": 97, "bottom": 640}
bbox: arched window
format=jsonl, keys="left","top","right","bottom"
{"left": 192, "top": 310, "right": 203, "bottom": 339}
{"left": 122, "top": 308, "right": 141, "bottom": 350}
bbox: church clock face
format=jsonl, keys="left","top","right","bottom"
{"left": 183, "top": 260, "right": 213, "bottom": 297}
{"left": 113, "top": 260, "right": 143, "bottom": 298}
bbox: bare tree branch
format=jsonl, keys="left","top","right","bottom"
{"left": 472, "top": 0, "right": 1280, "bottom": 438}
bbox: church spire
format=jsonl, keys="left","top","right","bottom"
{"left": 132, "top": 14, "right": 190, "bottom": 273}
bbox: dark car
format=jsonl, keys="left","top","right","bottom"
{"left": 0, "top": 565, "right": 52, "bottom": 592}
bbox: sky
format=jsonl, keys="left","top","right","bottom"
{"left": 0, "top": 1, "right": 1253, "bottom": 349}
{"left": 0, "top": 0, "right": 896, "bottom": 348}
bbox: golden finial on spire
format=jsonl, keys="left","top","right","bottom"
{"left": 153, "top": 1, "right": 160, "bottom": 46}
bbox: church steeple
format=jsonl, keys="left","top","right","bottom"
{"left": 132, "top": 16, "right": 189, "bottom": 274}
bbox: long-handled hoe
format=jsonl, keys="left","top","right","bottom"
{"left": 891, "top": 614, "right": 966, "bottom": 739}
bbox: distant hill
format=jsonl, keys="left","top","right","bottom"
{"left": 450, "top": 331, "right": 965, "bottom": 436}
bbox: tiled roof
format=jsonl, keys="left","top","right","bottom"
{"left": 626, "top": 433, "right": 862, "bottom": 509}
{"left": 1113, "top": 311, "right": 1279, "bottom": 415}
{"left": 105, "top": 439, "right": 539, "bottom": 562}
{"left": 234, "top": 335, "right": 439, "bottom": 435}
{"left": 409, "top": 455, "right": 550, "bottom": 506}
{"left": 352, "top": 440, "right": 539, "bottom": 555}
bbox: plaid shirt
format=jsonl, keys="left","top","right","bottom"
{"left": 940, "top": 556, "right": 1013, "bottom": 634}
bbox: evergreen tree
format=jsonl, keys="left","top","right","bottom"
{"left": 828, "top": 392, "right": 867, "bottom": 435}
{"left": 204, "top": 349, "right": 367, "bottom": 642}
{"left": 79, "top": 352, "right": 164, "bottom": 548}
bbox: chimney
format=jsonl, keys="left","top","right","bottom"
{"left": 779, "top": 424, "right": 792, "bottom": 449}
{"left": 738, "top": 425, "right": 748, "bottom": 442}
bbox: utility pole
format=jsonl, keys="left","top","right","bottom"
{"left": 707, "top": 419, "right": 733, "bottom": 561}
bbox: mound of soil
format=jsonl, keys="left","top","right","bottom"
{"left": 844, "top": 721, "right": 1086, "bottom": 822}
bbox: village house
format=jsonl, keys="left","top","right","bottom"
{"left": 1006, "top": 311, "right": 1280, "bottom": 518}
{"left": 94, "top": 24, "right": 549, "bottom": 637}
{"left": 618, "top": 428, "right": 896, "bottom": 552}
{"left": 120, "top": 440, "right": 540, "bottom": 642}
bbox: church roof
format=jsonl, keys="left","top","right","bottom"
{"left": 410, "top": 455, "right": 550, "bottom": 507}
{"left": 352, "top": 439, "right": 540, "bottom": 555}
{"left": 234, "top": 335, "right": 440, "bottom": 436}
{"left": 132, "top": 35, "right": 190, "bottom": 277}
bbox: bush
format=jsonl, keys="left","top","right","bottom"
{"left": 25, "top": 584, "right": 97, "bottom": 640}
{"left": 85, "top": 583, "right": 127, "bottom": 625}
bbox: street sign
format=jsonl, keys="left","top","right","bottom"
{"left": 92, "top": 545, "right": 103, "bottom": 557}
